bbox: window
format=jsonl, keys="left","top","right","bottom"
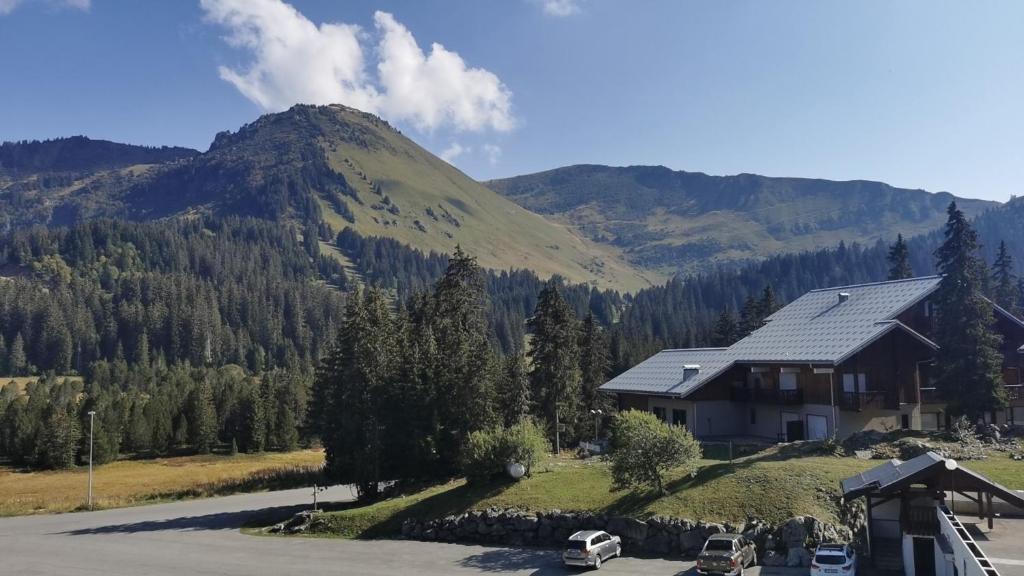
{"left": 843, "top": 373, "right": 867, "bottom": 392}
{"left": 901, "top": 414, "right": 910, "bottom": 429}
{"left": 652, "top": 406, "right": 667, "bottom": 422}
{"left": 672, "top": 409, "right": 687, "bottom": 428}
{"left": 779, "top": 372, "right": 798, "bottom": 390}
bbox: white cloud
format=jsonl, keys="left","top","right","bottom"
{"left": 0, "top": 0, "right": 90, "bottom": 15}
{"left": 201, "top": 0, "right": 514, "bottom": 134}
{"left": 439, "top": 142, "right": 468, "bottom": 164}
{"left": 482, "top": 143, "right": 502, "bottom": 166}
{"left": 538, "top": 0, "right": 581, "bottom": 17}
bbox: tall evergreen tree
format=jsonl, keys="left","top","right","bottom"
{"left": 738, "top": 295, "right": 762, "bottom": 338}
{"left": 887, "top": 233, "right": 913, "bottom": 280}
{"left": 711, "top": 307, "right": 740, "bottom": 347}
{"left": 759, "top": 285, "right": 778, "bottom": 318}
{"left": 932, "top": 202, "right": 1006, "bottom": 419}
{"left": 578, "top": 313, "right": 611, "bottom": 415}
{"left": 428, "top": 247, "right": 497, "bottom": 469}
{"left": 8, "top": 333, "right": 27, "bottom": 376}
{"left": 496, "top": 347, "right": 531, "bottom": 427}
{"left": 528, "top": 281, "right": 583, "bottom": 452}
{"left": 991, "top": 240, "right": 1021, "bottom": 315}
{"left": 186, "top": 376, "right": 217, "bottom": 454}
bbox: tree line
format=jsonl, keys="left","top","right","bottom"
{"left": 0, "top": 362, "right": 311, "bottom": 469}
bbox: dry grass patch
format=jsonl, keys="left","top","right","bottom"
{"left": 0, "top": 449, "right": 325, "bottom": 517}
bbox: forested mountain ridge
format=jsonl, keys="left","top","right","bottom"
{"left": 0, "top": 106, "right": 654, "bottom": 292}
{"left": 485, "top": 164, "right": 999, "bottom": 276}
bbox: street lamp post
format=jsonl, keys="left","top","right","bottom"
{"left": 87, "top": 410, "right": 96, "bottom": 510}
{"left": 589, "top": 409, "right": 603, "bottom": 441}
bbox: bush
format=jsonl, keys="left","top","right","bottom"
{"left": 461, "top": 420, "right": 549, "bottom": 484}
{"left": 606, "top": 410, "right": 701, "bottom": 494}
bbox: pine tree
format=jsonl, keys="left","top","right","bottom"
{"left": 496, "top": 347, "right": 531, "bottom": 427}
{"left": 991, "top": 240, "right": 1021, "bottom": 315}
{"left": 428, "top": 247, "right": 497, "bottom": 469}
{"left": 711, "top": 307, "right": 740, "bottom": 347}
{"left": 932, "top": 202, "right": 1006, "bottom": 419}
{"left": 758, "top": 285, "right": 778, "bottom": 318}
{"left": 738, "top": 295, "right": 762, "bottom": 338}
{"left": 528, "top": 281, "right": 583, "bottom": 452}
{"left": 9, "top": 333, "right": 27, "bottom": 377}
{"left": 40, "top": 406, "right": 80, "bottom": 470}
{"left": 578, "top": 313, "right": 611, "bottom": 415}
{"left": 187, "top": 377, "right": 217, "bottom": 453}
{"left": 887, "top": 234, "right": 913, "bottom": 280}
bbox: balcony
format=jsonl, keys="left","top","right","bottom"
{"left": 1006, "top": 385, "right": 1022, "bottom": 402}
{"left": 839, "top": 390, "right": 887, "bottom": 411}
{"left": 920, "top": 387, "right": 943, "bottom": 404}
{"left": 730, "top": 387, "right": 804, "bottom": 405}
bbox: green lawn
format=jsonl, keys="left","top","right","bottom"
{"left": 276, "top": 446, "right": 1024, "bottom": 540}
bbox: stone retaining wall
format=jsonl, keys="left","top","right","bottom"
{"left": 398, "top": 508, "right": 854, "bottom": 566}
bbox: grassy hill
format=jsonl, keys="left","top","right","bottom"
{"left": 0, "top": 107, "right": 656, "bottom": 292}
{"left": 486, "top": 164, "right": 999, "bottom": 276}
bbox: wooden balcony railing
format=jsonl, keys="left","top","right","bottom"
{"left": 1006, "top": 385, "right": 1022, "bottom": 402}
{"left": 839, "top": 391, "right": 887, "bottom": 411}
{"left": 920, "top": 387, "right": 942, "bottom": 404}
{"left": 730, "top": 387, "right": 804, "bottom": 405}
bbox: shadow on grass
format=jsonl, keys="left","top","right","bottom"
{"left": 599, "top": 441, "right": 843, "bottom": 517}
{"left": 348, "top": 480, "right": 511, "bottom": 539}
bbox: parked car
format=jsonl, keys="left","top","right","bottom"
{"left": 810, "top": 543, "right": 857, "bottom": 576}
{"left": 562, "top": 530, "right": 622, "bottom": 570}
{"left": 696, "top": 534, "right": 757, "bottom": 576}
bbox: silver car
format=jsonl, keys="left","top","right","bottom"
{"left": 562, "top": 530, "right": 622, "bottom": 569}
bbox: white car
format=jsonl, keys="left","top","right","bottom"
{"left": 562, "top": 530, "right": 622, "bottom": 570}
{"left": 810, "top": 543, "right": 857, "bottom": 576}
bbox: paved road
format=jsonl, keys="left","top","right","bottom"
{"left": 0, "top": 486, "right": 695, "bottom": 575}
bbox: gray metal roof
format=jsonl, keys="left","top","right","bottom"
{"left": 726, "top": 276, "right": 941, "bottom": 364}
{"left": 600, "top": 276, "right": 942, "bottom": 398}
{"left": 840, "top": 452, "right": 944, "bottom": 498}
{"left": 841, "top": 452, "right": 1024, "bottom": 509}
{"left": 599, "top": 348, "right": 732, "bottom": 396}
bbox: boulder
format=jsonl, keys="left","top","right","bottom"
{"left": 679, "top": 529, "right": 706, "bottom": 555}
{"left": 786, "top": 547, "right": 811, "bottom": 567}
{"left": 761, "top": 550, "right": 787, "bottom": 567}
{"left": 779, "top": 517, "right": 808, "bottom": 548}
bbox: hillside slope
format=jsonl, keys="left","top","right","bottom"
{"left": 486, "top": 164, "right": 998, "bottom": 275}
{"left": 0, "top": 107, "right": 655, "bottom": 291}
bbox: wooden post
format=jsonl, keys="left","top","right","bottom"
{"left": 987, "top": 492, "right": 994, "bottom": 530}
{"left": 865, "top": 496, "right": 874, "bottom": 559}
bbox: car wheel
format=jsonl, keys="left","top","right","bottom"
{"left": 594, "top": 555, "right": 602, "bottom": 570}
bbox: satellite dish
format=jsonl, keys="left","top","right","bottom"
{"left": 944, "top": 458, "right": 958, "bottom": 471}
{"left": 506, "top": 462, "right": 526, "bottom": 479}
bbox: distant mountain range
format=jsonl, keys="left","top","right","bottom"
{"left": 485, "top": 164, "right": 998, "bottom": 276}
{"left": 0, "top": 105, "right": 1007, "bottom": 292}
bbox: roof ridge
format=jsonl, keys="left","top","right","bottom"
{"left": 807, "top": 275, "right": 942, "bottom": 293}
{"left": 660, "top": 347, "right": 730, "bottom": 352}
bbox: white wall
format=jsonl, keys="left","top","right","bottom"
{"left": 937, "top": 506, "right": 999, "bottom": 576}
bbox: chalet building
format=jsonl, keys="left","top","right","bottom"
{"left": 600, "top": 276, "right": 1024, "bottom": 441}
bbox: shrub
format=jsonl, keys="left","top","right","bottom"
{"left": 606, "top": 410, "right": 701, "bottom": 494}
{"left": 461, "top": 419, "right": 550, "bottom": 484}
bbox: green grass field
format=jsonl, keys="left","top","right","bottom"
{"left": 281, "top": 446, "right": 1024, "bottom": 540}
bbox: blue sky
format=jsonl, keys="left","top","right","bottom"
{"left": 1, "top": 0, "right": 1022, "bottom": 201}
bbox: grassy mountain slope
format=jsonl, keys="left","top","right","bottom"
{"left": 0, "top": 107, "right": 656, "bottom": 292}
{"left": 306, "top": 106, "right": 657, "bottom": 291}
{"left": 486, "top": 164, "right": 999, "bottom": 276}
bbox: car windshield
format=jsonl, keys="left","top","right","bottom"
{"left": 566, "top": 540, "right": 588, "bottom": 551}
{"left": 815, "top": 554, "right": 846, "bottom": 565}
{"left": 704, "top": 540, "right": 734, "bottom": 552}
